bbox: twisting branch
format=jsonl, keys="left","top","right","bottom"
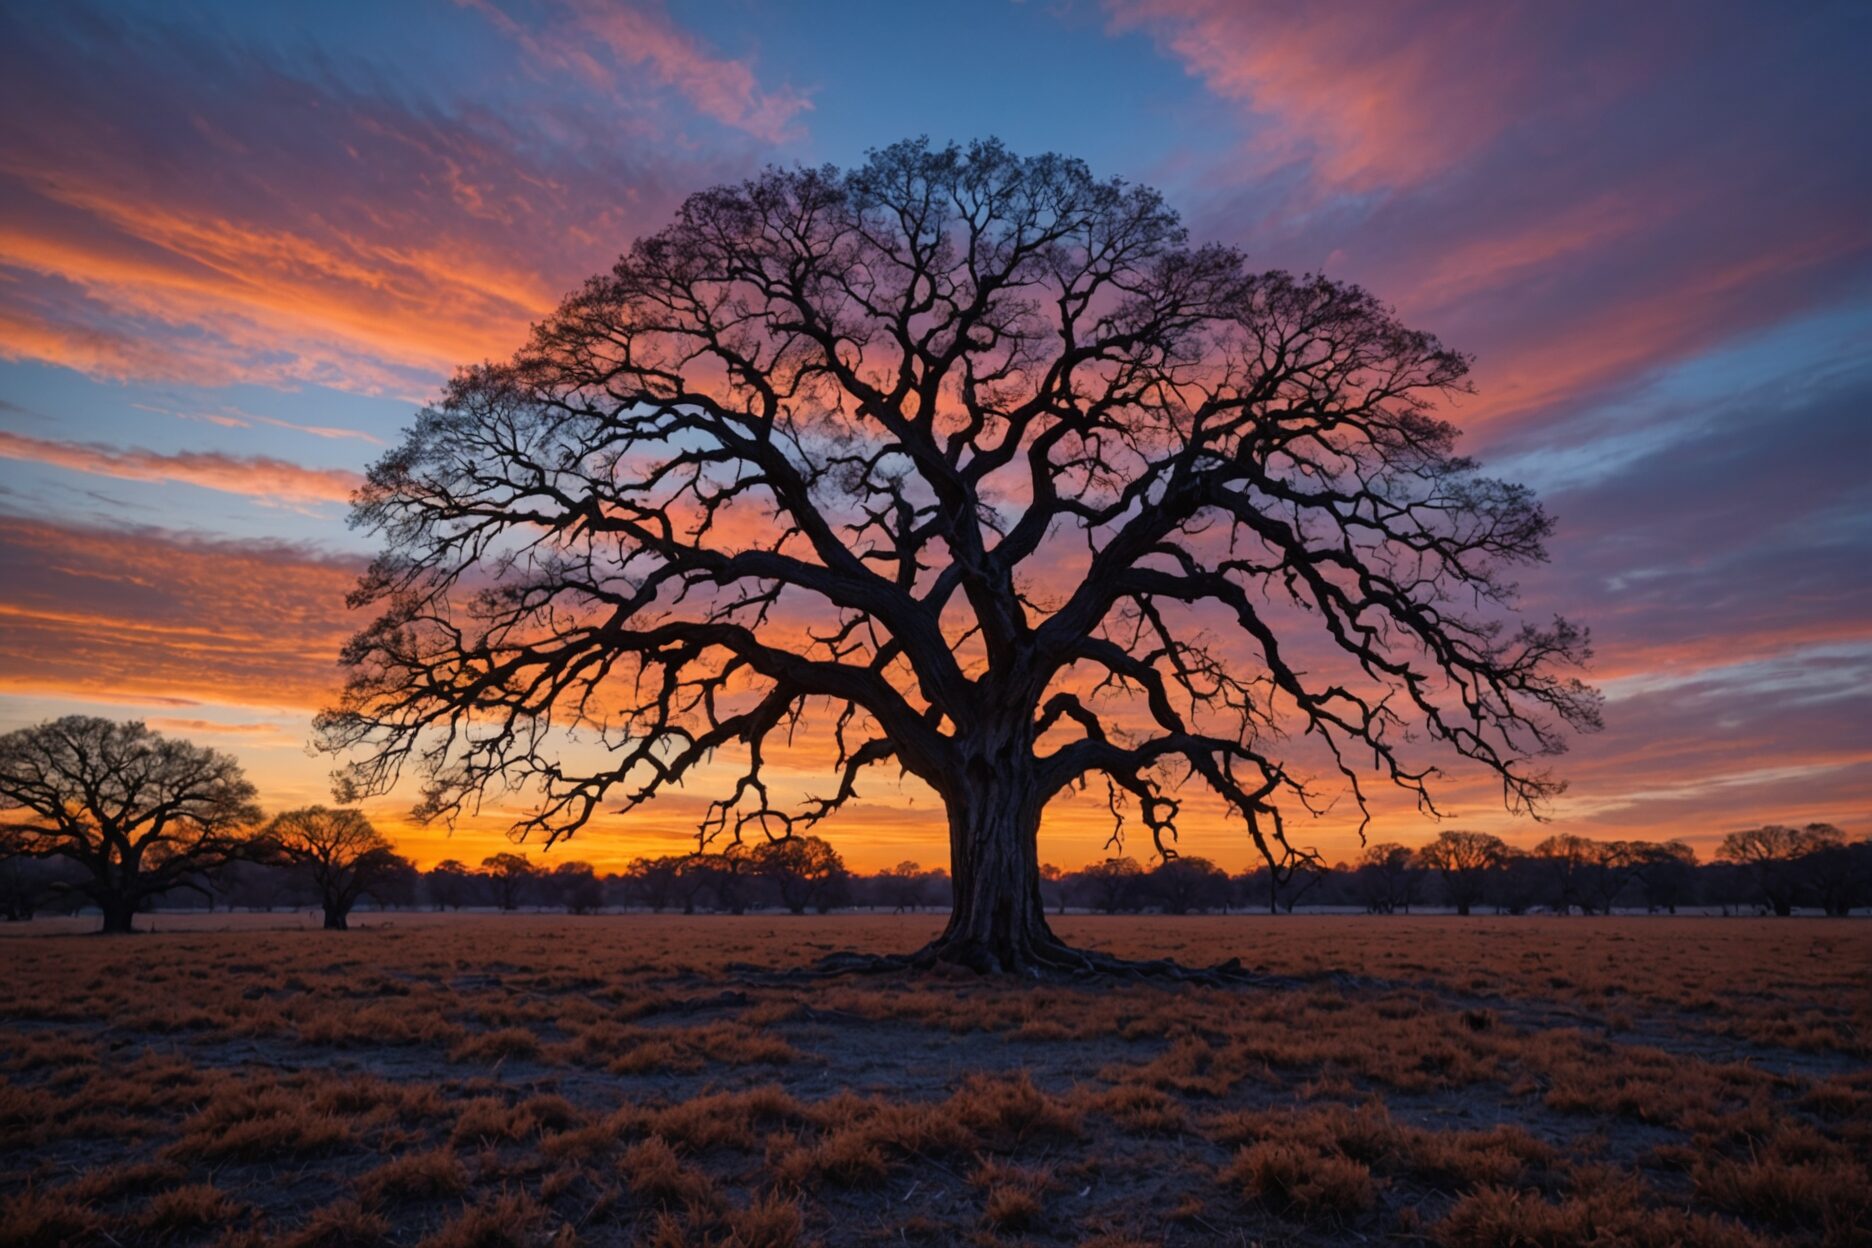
{"left": 319, "top": 138, "right": 1600, "bottom": 891}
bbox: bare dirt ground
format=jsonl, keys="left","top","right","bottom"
{"left": 2, "top": 914, "right": 1867, "bottom": 1247}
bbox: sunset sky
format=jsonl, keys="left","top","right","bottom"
{"left": 1, "top": 0, "right": 1867, "bottom": 874}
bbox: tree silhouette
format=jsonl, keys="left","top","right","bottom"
{"left": 262, "top": 806, "right": 408, "bottom": 930}
{"left": 319, "top": 138, "right": 1599, "bottom": 973}
{"left": 0, "top": 717, "right": 261, "bottom": 932}
{"left": 1352, "top": 842, "right": 1421, "bottom": 914}
{"left": 1719, "top": 824, "right": 1838, "bottom": 916}
{"left": 754, "top": 834, "right": 847, "bottom": 914}
{"left": 1417, "top": 830, "right": 1508, "bottom": 916}
{"left": 480, "top": 851, "right": 536, "bottom": 911}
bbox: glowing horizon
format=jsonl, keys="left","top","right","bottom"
{"left": 2, "top": 1, "right": 1867, "bottom": 875}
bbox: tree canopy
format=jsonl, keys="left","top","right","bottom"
{"left": 0, "top": 717, "right": 261, "bottom": 932}
{"left": 319, "top": 138, "right": 1600, "bottom": 971}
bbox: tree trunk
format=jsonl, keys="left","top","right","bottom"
{"left": 98, "top": 896, "right": 136, "bottom": 934}
{"left": 918, "top": 778, "right": 1062, "bottom": 973}
{"left": 323, "top": 904, "right": 349, "bottom": 931}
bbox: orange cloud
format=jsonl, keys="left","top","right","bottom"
{"left": 0, "top": 430, "right": 360, "bottom": 505}
{"left": 0, "top": 517, "right": 362, "bottom": 711}
{"left": 0, "top": 12, "right": 758, "bottom": 396}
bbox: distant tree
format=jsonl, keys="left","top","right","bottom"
{"left": 0, "top": 828, "right": 73, "bottom": 921}
{"left": 1718, "top": 825, "right": 1834, "bottom": 916}
{"left": 753, "top": 836, "right": 847, "bottom": 915}
{"left": 481, "top": 852, "right": 536, "bottom": 911}
{"left": 428, "top": 859, "right": 476, "bottom": 910}
{"left": 1038, "top": 863, "right": 1068, "bottom": 916}
{"left": 263, "top": 807, "right": 408, "bottom": 931}
{"left": 1273, "top": 860, "right": 1331, "bottom": 913}
{"left": 1579, "top": 839, "right": 1646, "bottom": 915}
{"left": 318, "top": 139, "right": 1600, "bottom": 975}
{"left": 697, "top": 844, "right": 756, "bottom": 915}
{"left": 1352, "top": 843, "right": 1422, "bottom": 914}
{"left": 624, "top": 856, "right": 684, "bottom": 913}
{"left": 1075, "top": 857, "right": 1145, "bottom": 914}
{"left": 371, "top": 858, "right": 421, "bottom": 911}
{"left": 0, "top": 717, "right": 262, "bottom": 933}
{"left": 1631, "top": 840, "right": 1699, "bottom": 913}
{"left": 214, "top": 858, "right": 301, "bottom": 912}
{"left": 1531, "top": 834, "right": 1597, "bottom": 914}
{"left": 879, "top": 861, "right": 931, "bottom": 913}
{"left": 1147, "top": 855, "right": 1230, "bottom": 914}
{"left": 1799, "top": 830, "right": 1870, "bottom": 917}
{"left": 550, "top": 861, "right": 605, "bottom": 915}
{"left": 1415, "top": 830, "right": 1507, "bottom": 916}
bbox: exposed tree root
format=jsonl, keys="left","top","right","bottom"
{"left": 812, "top": 938, "right": 1300, "bottom": 989}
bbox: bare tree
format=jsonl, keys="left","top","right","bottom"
{"left": 1416, "top": 830, "right": 1508, "bottom": 916}
{"left": 1075, "top": 857, "right": 1145, "bottom": 914}
{"left": 624, "top": 855, "right": 685, "bottom": 912}
{"left": 879, "top": 860, "right": 931, "bottom": 912}
{"left": 1147, "top": 854, "right": 1231, "bottom": 914}
{"left": 548, "top": 860, "right": 605, "bottom": 914}
{"left": 428, "top": 858, "right": 477, "bottom": 910}
{"left": 263, "top": 806, "right": 407, "bottom": 930}
{"left": 0, "top": 717, "right": 262, "bottom": 933}
{"left": 1352, "top": 842, "right": 1421, "bottom": 914}
{"left": 318, "top": 139, "right": 1599, "bottom": 973}
{"left": 481, "top": 851, "right": 536, "bottom": 911}
{"left": 1718, "top": 825, "right": 1833, "bottom": 916}
{"left": 754, "top": 834, "right": 847, "bottom": 914}
{"left": 1631, "top": 840, "right": 1698, "bottom": 913}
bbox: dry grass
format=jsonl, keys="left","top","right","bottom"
{"left": 1, "top": 913, "right": 1864, "bottom": 1247}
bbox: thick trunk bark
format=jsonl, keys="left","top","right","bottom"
{"left": 323, "top": 904, "right": 349, "bottom": 931}
{"left": 917, "top": 775, "right": 1066, "bottom": 973}
{"left": 98, "top": 897, "right": 136, "bottom": 934}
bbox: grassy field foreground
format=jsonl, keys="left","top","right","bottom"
{"left": 2, "top": 915, "right": 1867, "bottom": 1247}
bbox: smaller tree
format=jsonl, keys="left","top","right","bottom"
{"left": 1415, "top": 830, "right": 1507, "bottom": 916}
{"left": 1631, "top": 840, "right": 1698, "bottom": 913}
{"left": 753, "top": 836, "right": 846, "bottom": 915}
{"left": 1352, "top": 843, "right": 1422, "bottom": 914}
{"left": 697, "top": 844, "right": 756, "bottom": 914}
{"left": 549, "top": 860, "right": 605, "bottom": 915}
{"left": 624, "top": 856, "right": 684, "bottom": 913}
{"left": 878, "top": 861, "right": 931, "bottom": 913}
{"left": 428, "top": 859, "right": 477, "bottom": 910}
{"left": 1531, "top": 834, "right": 1597, "bottom": 915}
{"left": 0, "top": 828, "right": 74, "bottom": 920}
{"left": 1147, "top": 856, "right": 1231, "bottom": 914}
{"left": 264, "top": 807, "right": 407, "bottom": 930}
{"left": 1718, "top": 825, "right": 1832, "bottom": 916}
{"left": 0, "top": 717, "right": 262, "bottom": 932}
{"left": 1073, "top": 858, "right": 1145, "bottom": 914}
{"left": 263, "top": 812, "right": 406, "bottom": 928}
{"left": 481, "top": 852, "right": 537, "bottom": 911}
{"left": 1798, "top": 830, "right": 1870, "bottom": 917}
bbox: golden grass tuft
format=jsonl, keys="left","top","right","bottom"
{"left": 1225, "top": 1140, "right": 1378, "bottom": 1217}
{"left": 621, "top": 1136, "right": 721, "bottom": 1210}
{"left": 0, "top": 1189, "right": 99, "bottom": 1248}
{"left": 416, "top": 1192, "right": 550, "bottom": 1248}
{"left": 278, "top": 1199, "right": 392, "bottom": 1248}
{"left": 139, "top": 1183, "right": 244, "bottom": 1234}
{"left": 355, "top": 1148, "right": 471, "bottom": 1204}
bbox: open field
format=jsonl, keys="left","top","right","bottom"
{"left": 3, "top": 916, "right": 1868, "bottom": 1247}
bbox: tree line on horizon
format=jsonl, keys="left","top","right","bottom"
{"left": 2, "top": 717, "right": 1866, "bottom": 929}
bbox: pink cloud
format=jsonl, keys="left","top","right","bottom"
{"left": 0, "top": 429, "right": 361, "bottom": 505}
{"left": 469, "top": 0, "right": 812, "bottom": 143}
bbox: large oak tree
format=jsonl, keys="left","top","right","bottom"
{"left": 0, "top": 717, "right": 262, "bottom": 932}
{"left": 319, "top": 139, "right": 1599, "bottom": 973}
